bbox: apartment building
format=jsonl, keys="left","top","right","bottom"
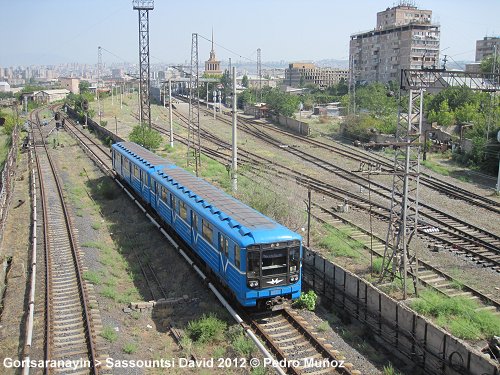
{"left": 475, "top": 37, "right": 499, "bottom": 62}
{"left": 285, "top": 63, "right": 349, "bottom": 88}
{"left": 349, "top": 3, "right": 440, "bottom": 83}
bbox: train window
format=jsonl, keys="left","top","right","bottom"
{"left": 247, "top": 251, "right": 260, "bottom": 277}
{"left": 161, "top": 187, "right": 167, "bottom": 202}
{"left": 219, "top": 234, "right": 228, "bottom": 258}
{"left": 262, "top": 249, "right": 287, "bottom": 276}
{"left": 289, "top": 247, "right": 300, "bottom": 273}
{"left": 141, "top": 171, "right": 148, "bottom": 187}
{"left": 202, "top": 219, "right": 213, "bottom": 243}
{"left": 171, "top": 195, "right": 176, "bottom": 211}
{"left": 133, "top": 165, "right": 139, "bottom": 179}
{"left": 180, "top": 201, "right": 187, "bottom": 220}
{"left": 124, "top": 158, "right": 129, "bottom": 171}
{"left": 234, "top": 245, "right": 240, "bottom": 269}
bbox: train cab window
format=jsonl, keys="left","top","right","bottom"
{"left": 161, "top": 187, "right": 167, "bottom": 202}
{"left": 247, "top": 251, "right": 260, "bottom": 277}
{"left": 219, "top": 234, "right": 228, "bottom": 257}
{"left": 202, "top": 219, "right": 213, "bottom": 243}
{"left": 262, "top": 249, "right": 287, "bottom": 276}
{"left": 289, "top": 247, "right": 300, "bottom": 273}
{"left": 133, "top": 165, "right": 139, "bottom": 179}
{"left": 234, "top": 245, "right": 241, "bottom": 269}
{"left": 179, "top": 201, "right": 188, "bottom": 220}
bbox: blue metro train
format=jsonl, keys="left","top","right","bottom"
{"left": 111, "top": 142, "right": 302, "bottom": 308}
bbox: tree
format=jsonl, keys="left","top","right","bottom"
{"left": 79, "top": 81, "right": 91, "bottom": 93}
{"left": 427, "top": 99, "right": 455, "bottom": 126}
{"left": 129, "top": 125, "right": 162, "bottom": 150}
{"left": 480, "top": 55, "right": 500, "bottom": 75}
{"left": 241, "top": 75, "right": 249, "bottom": 88}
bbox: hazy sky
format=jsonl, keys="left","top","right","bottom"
{"left": 1, "top": 0, "right": 499, "bottom": 67}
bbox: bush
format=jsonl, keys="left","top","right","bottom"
{"left": 129, "top": 125, "right": 162, "bottom": 150}
{"left": 293, "top": 290, "right": 318, "bottom": 311}
{"left": 186, "top": 314, "right": 227, "bottom": 343}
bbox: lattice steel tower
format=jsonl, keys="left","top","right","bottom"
{"left": 187, "top": 33, "right": 201, "bottom": 176}
{"left": 133, "top": 0, "right": 154, "bottom": 128}
{"left": 380, "top": 78, "right": 424, "bottom": 299}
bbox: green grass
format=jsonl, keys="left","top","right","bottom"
{"left": 83, "top": 271, "right": 101, "bottom": 285}
{"left": 232, "top": 334, "right": 255, "bottom": 357}
{"left": 101, "top": 326, "right": 118, "bottom": 342}
{"left": 318, "top": 224, "right": 363, "bottom": 259}
{"left": 383, "top": 363, "right": 402, "bottom": 375}
{"left": 186, "top": 314, "right": 227, "bottom": 343}
{"left": 122, "top": 342, "right": 138, "bottom": 354}
{"left": 411, "top": 290, "right": 500, "bottom": 340}
{"left": 422, "top": 160, "right": 450, "bottom": 176}
{"left": 317, "top": 321, "right": 329, "bottom": 332}
{"left": 91, "top": 221, "right": 102, "bottom": 230}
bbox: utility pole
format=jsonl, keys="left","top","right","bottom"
{"left": 348, "top": 54, "right": 356, "bottom": 115}
{"left": 97, "top": 46, "right": 102, "bottom": 125}
{"left": 231, "top": 67, "right": 238, "bottom": 192}
{"left": 169, "top": 78, "right": 173, "bottom": 148}
{"left": 257, "top": 48, "right": 262, "bottom": 102}
{"left": 133, "top": 0, "right": 154, "bottom": 128}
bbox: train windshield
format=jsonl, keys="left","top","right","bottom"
{"left": 247, "top": 251, "right": 260, "bottom": 277}
{"left": 262, "top": 249, "right": 287, "bottom": 276}
{"left": 289, "top": 246, "right": 300, "bottom": 273}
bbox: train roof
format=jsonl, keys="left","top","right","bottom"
{"left": 113, "top": 142, "right": 171, "bottom": 168}
{"left": 156, "top": 166, "right": 291, "bottom": 238}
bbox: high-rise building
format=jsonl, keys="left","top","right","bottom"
{"left": 349, "top": 2, "right": 440, "bottom": 83}
{"left": 475, "top": 37, "right": 500, "bottom": 62}
{"left": 285, "top": 63, "right": 349, "bottom": 88}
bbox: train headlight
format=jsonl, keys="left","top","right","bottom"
{"left": 248, "top": 280, "right": 259, "bottom": 288}
{"left": 290, "top": 275, "right": 299, "bottom": 283}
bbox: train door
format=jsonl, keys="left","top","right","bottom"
{"left": 151, "top": 180, "right": 157, "bottom": 207}
{"left": 219, "top": 233, "right": 229, "bottom": 276}
{"left": 191, "top": 211, "right": 198, "bottom": 247}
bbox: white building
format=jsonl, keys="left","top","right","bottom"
{"left": 33, "top": 89, "right": 70, "bottom": 103}
{"left": 0, "top": 82, "right": 11, "bottom": 92}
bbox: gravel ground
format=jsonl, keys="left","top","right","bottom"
{"left": 90, "top": 96, "right": 500, "bottom": 372}
{"left": 0, "top": 147, "right": 31, "bottom": 374}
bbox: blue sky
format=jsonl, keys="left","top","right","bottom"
{"left": 1, "top": 0, "right": 499, "bottom": 67}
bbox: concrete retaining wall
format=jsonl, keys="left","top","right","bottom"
{"left": 302, "top": 248, "right": 499, "bottom": 375}
{"left": 269, "top": 114, "right": 310, "bottom": 136}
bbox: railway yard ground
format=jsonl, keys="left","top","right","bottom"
{"left": 0, "top": 96, "right": 499, "bottom": 375}
{"left": 94, "top": 95, "right": 500, "bottom": 328}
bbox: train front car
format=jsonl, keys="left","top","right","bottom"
{"left": 244, "top": 233, "right": 302, "bottom": 310}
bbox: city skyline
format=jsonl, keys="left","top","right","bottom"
{"left": 1, "top": 0, "right": 499, "bottom": 68}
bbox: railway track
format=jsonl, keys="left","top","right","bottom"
{"left": 31, "top": 108, "right": 100, "bottom": 374}
{"left": 248, "top": 308, "right": 359, "bottom": 375}
{"left": 161, "top": 104, "right": 500, "bottom": 272}
{"left": 61, "top": 112, "right": 365, "bottom": 375}
{"left": 65, "top": 108, "right": 500, "bottom": 313}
